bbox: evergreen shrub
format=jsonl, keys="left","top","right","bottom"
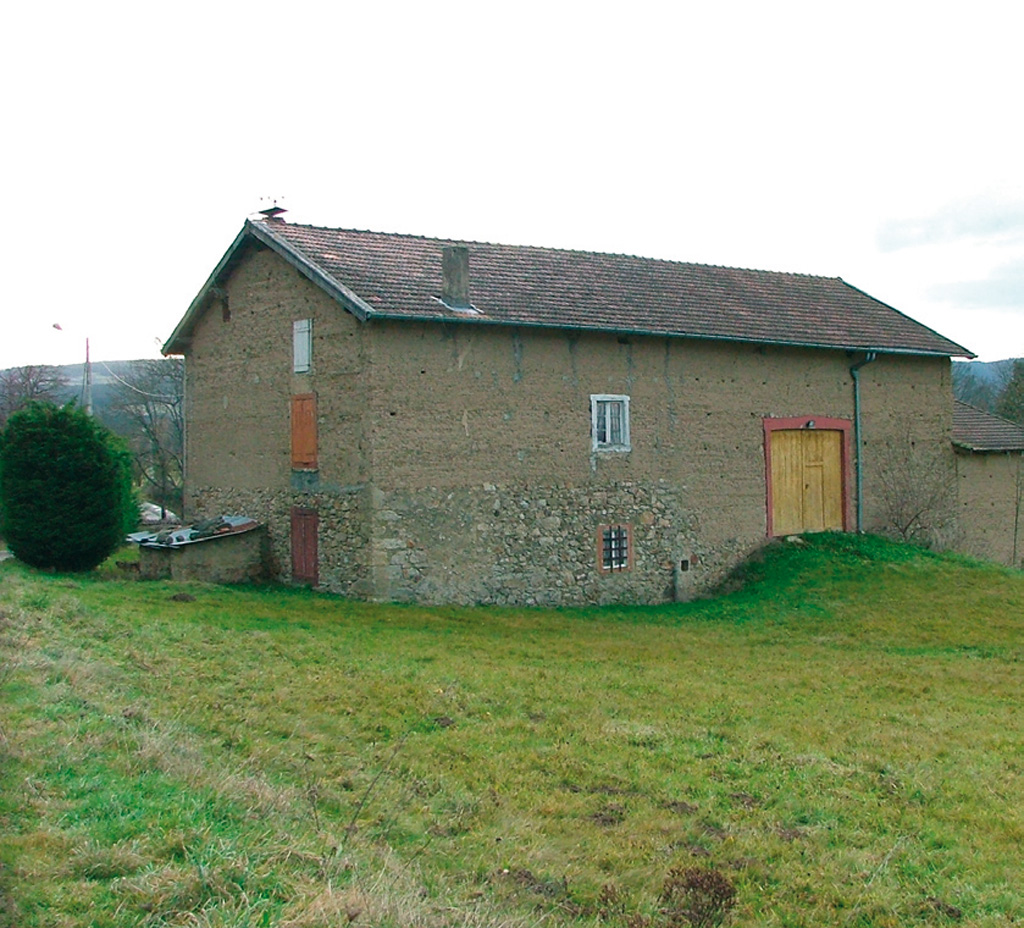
{"left": 0, "top": 402, "right": 137, "bottom": 571}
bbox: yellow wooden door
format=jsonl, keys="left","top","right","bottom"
{"left": 771, "top": 429, "right": 843, "bottom": 535}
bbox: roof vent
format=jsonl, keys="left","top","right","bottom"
{"left": 259, "top": 203, "right": 287, "bottom": 221}
{"left": 442, "top": 245, "right": 471, "bottom": 310}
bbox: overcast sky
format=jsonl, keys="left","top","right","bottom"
{"left": 3, "top": 1, "right": 1021, "bottom": 371}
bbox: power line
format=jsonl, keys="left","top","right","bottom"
{"left": 95, "top": 360, "right": 182, "bottom": 402}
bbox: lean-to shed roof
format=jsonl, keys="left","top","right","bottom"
{"left": 953, "top": 401, "right": 1024, "bottom": 451}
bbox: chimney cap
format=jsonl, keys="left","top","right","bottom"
{"left": 259, "top": 203, "right": 287, "bottom": 221}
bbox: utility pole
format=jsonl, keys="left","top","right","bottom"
{"left": 84, "top": 337, "right": 93, "bottom": 416}
{"left": 52, "top": 323, "right": 93, "bottom": 417}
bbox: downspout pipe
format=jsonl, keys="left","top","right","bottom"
{"left": 850, "top": 351, "right": 878, "bottom": 533}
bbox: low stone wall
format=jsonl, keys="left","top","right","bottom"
{"left": 139, "top": 526, "right": 270, "bottom": 583}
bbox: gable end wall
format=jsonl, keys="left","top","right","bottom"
{"left": 183, "top": 245, "right": 372, "bottom": 594}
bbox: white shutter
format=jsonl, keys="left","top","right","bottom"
{"left": 293, "top": 319, "right": 312, "bottom": 373}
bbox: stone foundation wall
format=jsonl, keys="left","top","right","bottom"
{"left": 188, "top": 478, "right": 762, "bottom": 605}
{"left": 188, "top": 484, "right": 370, "bottom": 597}
{"left": 364, "top": 480, "right": 718, "bottom": 606}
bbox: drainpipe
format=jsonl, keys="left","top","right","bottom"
{"left": 1013, "top": 453, "right": 1022, "bottom": 568}
{"left": 850, "top": 351, "right": 877, "bottom": 533}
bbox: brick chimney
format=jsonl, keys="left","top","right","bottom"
{"left": 442, "top": 245, "right": 470, "bottom": 309}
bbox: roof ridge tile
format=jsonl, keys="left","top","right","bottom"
{"left": 260, "top": 220, "right": 845, "bottom": 282}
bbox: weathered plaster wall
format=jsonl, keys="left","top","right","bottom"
{"left": 185, "top": 243, "right": 370, "bottom": 495}
{"left": 955, "top": 450, "right": 1023, "bottom": 567}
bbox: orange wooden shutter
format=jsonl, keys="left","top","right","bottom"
{"left": 291, "top": 393, "right": 317, "bottom": 469}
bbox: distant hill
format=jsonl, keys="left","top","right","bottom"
{"left": 54, "top": 359, "right": 148, "bottom": 388}
{"left": 1, "top": 359, "right": 174, "bottom": 418}
{"left": 1, "top": 360, "right": 151, "bottom": 388}
{"left": 952, "top": 357, "right": 1021, "bottom": 414}
{"left": 954, "top": 357, "right": 1019, "bottom": 386}
{"left": 35, "top": 360, "right": 148, "bottom": 415}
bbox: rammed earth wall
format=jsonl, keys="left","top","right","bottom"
{"left": 182, "top": 244, "right": 962, "bottom": 605}
{"left": 954, "top": 450, "right": 1024, "bottom": 567}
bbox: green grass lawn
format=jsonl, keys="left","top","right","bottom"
{"left": 0, "top": 534, "right": 1022, "bottom": 927}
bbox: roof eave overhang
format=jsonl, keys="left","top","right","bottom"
{"left": 953, "top": 440, "right": 1024, "bottom": 453}
{"left": 162, "top": 220, "right": 378, "bottom": 356}
{"left": 362, "top": 310, "right": 975, "bottom": 358}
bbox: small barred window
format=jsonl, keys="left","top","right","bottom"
{"left": 600, "top": 524, "right": 631, "bottom": 572}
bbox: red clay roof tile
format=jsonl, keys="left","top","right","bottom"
{"left": 953, "top": 401, "right": 1024, "bottom": 451}
{"left": 165, "top": 219, "right": 975, "bottom": 358}
{"left": 265, "top": 221, "right": 972, "bottom": 357}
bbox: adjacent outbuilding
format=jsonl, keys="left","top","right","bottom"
{"left": 131, "top": 516, "right": 268, "bottom": 583}
{"left": 953, "top": 401, "right": 1024, "bottom": 567}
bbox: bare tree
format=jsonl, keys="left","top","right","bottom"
{"left": 106, "top": 359, "right": 184, "bottom": 517}
{"left": 876, "top": 433, "right": 959, "bottom": 548}
{"left": 953, "top": 364, "right": 998, "bottom": 412}
{"left": 995, "top": 359, "right": 1024, "bottom": 426}
{"left": 0, "top": 365, "right": 70, "bottom": 428}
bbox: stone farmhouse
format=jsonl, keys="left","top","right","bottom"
{"left": 164, "top": 213, "right": 1015, "bottom": 606}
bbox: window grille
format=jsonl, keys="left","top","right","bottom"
{"left": 602, "top": 525, "right": 630, "bottom": 571}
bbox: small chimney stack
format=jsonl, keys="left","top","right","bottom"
{"left": 442, "top": 245, "right": 470, "bottom": 309}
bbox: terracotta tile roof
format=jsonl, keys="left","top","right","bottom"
{"left": 953, "top": 401, "right": 1024, "bottom": 451}
{"left": 165, "top": 219, "right": 974, "bottom": 357}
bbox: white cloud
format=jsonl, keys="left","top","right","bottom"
{"left": 932, "top": 259, "right": 1024, "bottom": 310}
{"left": 879, "top": 194, "right": 1024, "bottom": 251}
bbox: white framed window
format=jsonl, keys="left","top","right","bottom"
{"left": 293, "top": 318, "right": 312, "bottom": 373}
{"left": 591, "top": 394, "right": 630, "bottom": 452}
